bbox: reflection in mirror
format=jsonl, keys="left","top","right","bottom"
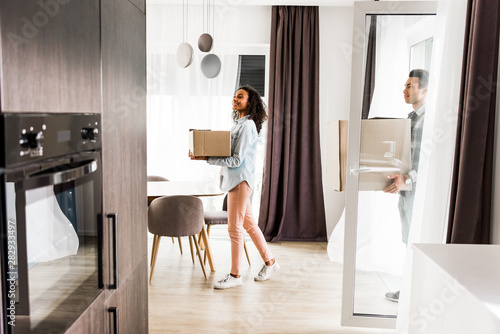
{"left": 364, "top": 14, "right": 434, "bottom": 119}
{"left": 353, "top": 14, "right": 435, "bottom": 317}
{"left": 410, "top": 37, "right": 433, "bottom": 70}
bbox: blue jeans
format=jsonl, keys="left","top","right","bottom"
{"left": 398, "top": 192, "right": 415, "bottom": 245}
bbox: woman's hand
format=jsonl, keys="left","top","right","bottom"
{"left": 188, "top": 150, "right": 208, "bottom": 161}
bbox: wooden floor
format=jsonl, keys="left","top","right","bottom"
{"left": 148, "top": 228, "right": 396, "bottom": 334}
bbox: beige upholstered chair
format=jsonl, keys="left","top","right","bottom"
{"left": 148, "top": 196, "right": 207, "bottom": 281}
{"left": 147, "top": 175, "right": 182, "bottom": 251}
{"left": 203, "top": 194, "right": 251, "bottom": 265}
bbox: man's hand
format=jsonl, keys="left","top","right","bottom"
{"left": 383, "top": 174, "right": 406, "bottom": 194}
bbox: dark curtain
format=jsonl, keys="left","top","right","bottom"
{"left": 361, "top": 14, "right": 377, "bottom": 119}
{"left": 447, "top": 0, "right": 500, "bottom": 244}
{"left": 258, "top": 6, "right": 327, "bottom": 242}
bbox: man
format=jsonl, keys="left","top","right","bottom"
{"left": 383, "top": 69, "right": 429, "bottom": 302}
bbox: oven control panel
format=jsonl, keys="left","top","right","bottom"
{"left": 1, "top": 113, "right": 102, "bottom": 168}
{"left": 81, "top": 127, "right": 99, "bottom": 142}
{"left": 19, "top": 129, "right": 45, "bottom": 158}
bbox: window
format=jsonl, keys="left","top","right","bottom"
{"left": 410, "top": 37, "right": 433, "bottom": 70}
{"left": 235, "top": 55, "right": 266, "bottom": 96}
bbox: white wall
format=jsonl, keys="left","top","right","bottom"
{"left": 213, "top": 5, "right": 271, "bottom": 52}
{"left": 319, "top": 6, "right": 354, "bottom": 238}
{"left": 147, "top": 4, "right": 271, "bottom": 54}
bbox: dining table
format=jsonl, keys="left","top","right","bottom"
{"left": 147, "top": 180, "right": 224, "bottom": 272}
{"left": 147, "top": 180, "right": 223, "bottom": 202}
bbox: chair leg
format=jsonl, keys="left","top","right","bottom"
{"left": 203, "top": 225, "right": 211, "bottom": 265}
{"left": 177, "top": 237, "right": 183, "bottom": 254}
{"left": 192, "top": 234, "right": 207, "bottom": 280}
{"left": 150, "top": 235, "right": 161, "bottom": 282}
{"left": 244, "top": 240, "right": 251, "bottom": 266}
{"left": 198, "top": 232, "right": 205, "bottom": 250}
{"left": 171, "top": 237, "right": 175, "bottom": 243}
{"left": 188, "top": 236, "right": 195, "bottom": 264}
{"left": 150, "top": 234, "right": 158, "bottom": 268}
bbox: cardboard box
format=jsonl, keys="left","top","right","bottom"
{"left": 326, "top": 120, "right": 349, "bottom": 192}
{"left": 189, "top": 130, "right": 231, "bottom": 157}
{"left": 327, "top": 119, "right": 412, "bottom": 191}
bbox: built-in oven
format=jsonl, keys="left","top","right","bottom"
{"left": 0, "top": 113, "right": 103, "bottom": 333}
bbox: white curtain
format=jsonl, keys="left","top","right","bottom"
{"left": 396, "top": 0, "right": 468, "bottom": 330}
{"left": 147, "top": 4, "right": 239, "bottom": 184}
{"left": 147, "top": 4, "right": 270, "bottom": 215}
{"left": 369, "top": 15, "right": 412, "bottom": 119}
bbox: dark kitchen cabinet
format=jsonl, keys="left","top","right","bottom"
{"left": 100, "top": 0, "right": 147, "bottom": 285}
{"left": 0, "top": 0, "right": 147, "bottom": 333}
{"left": 66, "top": 293, "right": 106, "bottom": 334}
{"left": 0, "top": 0, "right": 101, "bottom": 113}
{"left": 69, "top": 0, "right": 147, "bottom": 332}
{"left": 102, "top": 258, "right": 149, "bottom": 334}
{"left": 100, "top": 0, "right": 148, "bottom": 333}
{"left": 66, "top": 259, "right": 148, "bottom": 334}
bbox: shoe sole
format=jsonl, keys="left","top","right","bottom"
{"left": 254, "top": 262, "right": 280, "bottom": 281}
{"left": 214, "top": 282, "right": 242, "bottom": 290}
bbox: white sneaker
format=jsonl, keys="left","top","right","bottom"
{"left": 254, "top": 261, "right": 280, "bottom": 281}
{"left": 214, "top": 274, "right": 242, "bottom": 290}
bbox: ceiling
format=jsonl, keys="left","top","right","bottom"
{"left": 147, "top": 0, "right": 372, "bottom": 6}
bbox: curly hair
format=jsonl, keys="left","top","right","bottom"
{"left": 233, "top": 85, "right": 267, "bottom": 134}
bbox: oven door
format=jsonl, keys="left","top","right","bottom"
{"left": 0, "top": 151, "right": 103, "bottom": 333}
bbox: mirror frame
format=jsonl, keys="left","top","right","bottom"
{"left": 341, "top": 1, "right": 438, "bottom": 329}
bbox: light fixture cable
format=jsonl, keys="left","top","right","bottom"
{"left": 211, "top": 0, "right": 215, "bottom": 52}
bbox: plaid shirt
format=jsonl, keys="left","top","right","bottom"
{"left": 401, "top": 104, "right": 425, "bottom": 196}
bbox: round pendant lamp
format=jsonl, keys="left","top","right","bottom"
{"left": 176, "top": 0, "right": 193, "bottom": 68}
{"left": 198, "top": 33, "right": 213, "bottom": 52}
{"left": 176, "top": 43, "right": 194, "bottom": 68}
{"left": 198, "top": 0, "right": 213, "bottom": 52}
{"left": 201, "top": 53, "right": 221, "bottom": 79}
{"left": 200, "top": 0, "right": 220, "bottom": 79}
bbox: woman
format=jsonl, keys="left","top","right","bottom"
{"left": 189, "top": 85, "right": 279, "bottom": 290}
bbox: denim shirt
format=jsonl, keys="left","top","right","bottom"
{"left": 208, "top": 115, "right": 258, "bottom": 192}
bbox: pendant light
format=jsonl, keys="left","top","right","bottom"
{"left": 201, "top": 54, "right": 221, "bottom": 78}
{"left": 176, "top": 0, "right": 193, "bottom": 68}
{"left": 198, "top": 0, "right": 213, "bottom": 52}
{"left": 200, "top": 0, "right": 221, "bottom": 79}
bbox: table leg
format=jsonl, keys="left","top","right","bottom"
{"left": 200, "top": 224, "right": 215, "bottom": 272}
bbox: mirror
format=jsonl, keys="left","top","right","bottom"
{"left": 342, "top": 1, "right": 437, "bottom": 329}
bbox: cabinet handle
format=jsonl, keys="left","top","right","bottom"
{"left": 97, "top": 213, "right": 104, "bottom": 289}
{"left": 107, "top": 213, "right": 118, "bottom": 289}
{"left": 108, "top": 307, "right": 119, "bottom": 334}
